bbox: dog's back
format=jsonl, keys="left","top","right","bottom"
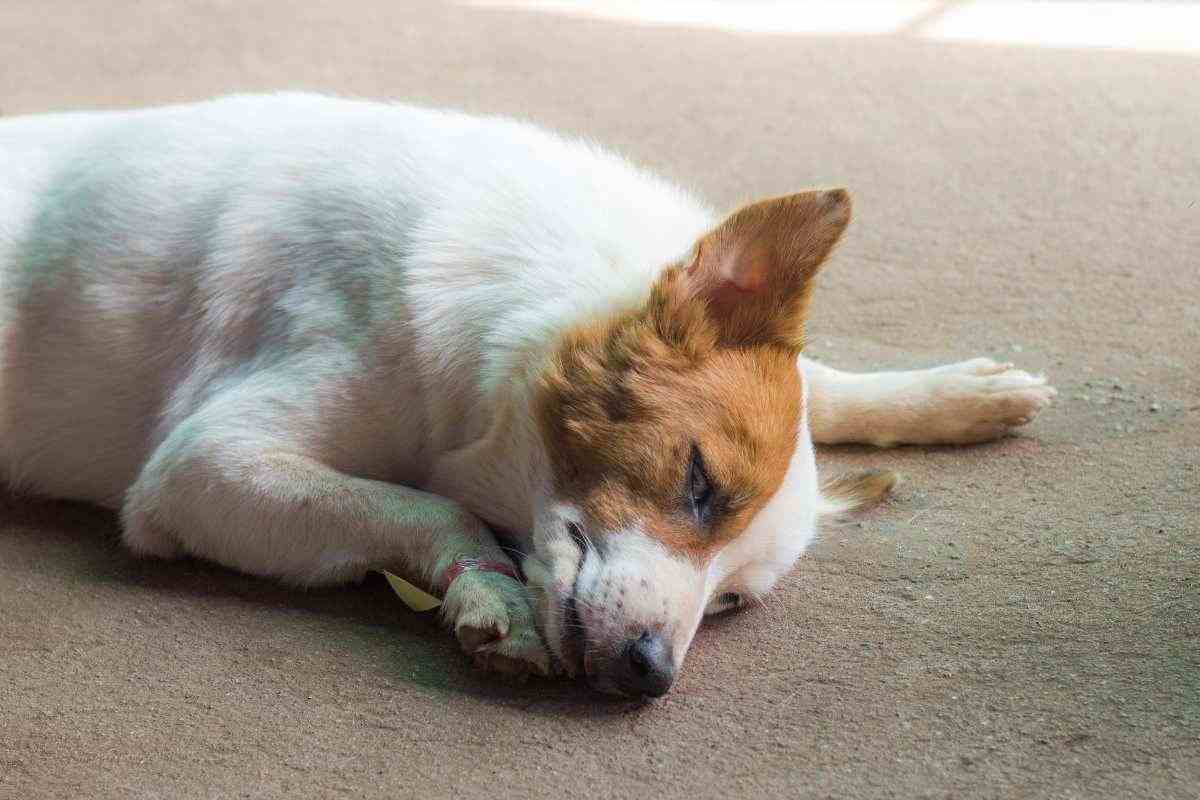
{"left": 0, "top": 94, "right": 713, "bottom": 506}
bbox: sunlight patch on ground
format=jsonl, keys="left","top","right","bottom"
{"left": 464, "top": 1, "right": 1200, "bottom": 54}
{"left": 464, "top": 1, "right": 936, "bottom": 36}
{"left": 924, "top": 2, "right": 1200, "bottom": 54}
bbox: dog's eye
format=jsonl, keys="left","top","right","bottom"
{"left": 719, "top": 592, "right": 741, "bottom": 607}
{"left": 687, "top": 446, "right": 716, "bottom": 526}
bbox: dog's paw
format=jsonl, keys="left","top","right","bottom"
{"left": 908, "top": 358, "right": 1056, "bottom": 444}
{"left": 441, "top": 569, "right": 553, "bottom": 678}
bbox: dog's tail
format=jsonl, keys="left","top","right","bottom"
{"left": 818, "top": 469, "right": 898, "bottom": 516}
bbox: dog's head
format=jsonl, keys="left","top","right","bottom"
{"left": 525, "top": 189, "right": 851, "bottom": 696}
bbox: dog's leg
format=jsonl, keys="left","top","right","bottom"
{"left": 800, "top": 356, "right": 1056, "bottom": 446}
{"left": 121, "top": 415, "right": 551, "bottom": 677}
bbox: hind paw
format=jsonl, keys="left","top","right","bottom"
{"left": 901, "top": 360, "right": 1057, "bottom": 445}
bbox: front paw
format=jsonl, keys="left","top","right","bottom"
{"left": 441, "top": 569, "right": 553, "bottom": 678}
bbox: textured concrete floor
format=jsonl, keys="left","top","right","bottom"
{"left": 1, "top": 2, "right": 1197, "bottom": 798}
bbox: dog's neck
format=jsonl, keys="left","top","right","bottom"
{"left": 421, "top": 333, "right": 563, "bottom": 542}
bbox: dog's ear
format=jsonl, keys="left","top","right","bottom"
{"left": 679, "top": 189, "right": 851, "bottom": 350}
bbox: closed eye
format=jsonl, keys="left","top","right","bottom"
{"left": 687, "top": 445, "right": 717, "bottom": 527}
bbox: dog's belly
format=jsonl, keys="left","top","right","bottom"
{"left": 0, "top": 111, "right": 155, "bottom": 501}
{"left": 0, "top": 255, "right": 207, "bottom": 504}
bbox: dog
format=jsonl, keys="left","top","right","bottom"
{"left": 0, "top": 94, "right": 1055, "bottom": 696}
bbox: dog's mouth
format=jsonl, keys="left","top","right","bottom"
{"left": 497, "top": 528, "right": 587, "bottom": 673}
{"left": 559, "top": 590, "right": 587, "bottom": 675}
{"left": 557, "top": 522, "right": 590, "bottom": 677}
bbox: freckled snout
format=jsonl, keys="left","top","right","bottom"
{"left": 616, "top": 631, "right": 675, "bottom": 697}
{"left": 538, "top": 518, "right": 707, "bottom": 697}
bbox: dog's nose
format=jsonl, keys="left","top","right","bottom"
{"left": 617, "top": 631, "right": 675, "bottom": 697}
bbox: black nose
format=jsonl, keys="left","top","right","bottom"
{"left": 617, "top": 632, "right": 676, "bottom": 697}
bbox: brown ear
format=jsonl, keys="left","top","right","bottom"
{"left": 681, "top": 189, "right": 851, "bottom": 350}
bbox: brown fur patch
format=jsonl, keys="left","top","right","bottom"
{"left": 536, "top": 301, "right": 801, "bottom": 560}
{"left": 535, "top": 189, "right": 852, "bottom": 560}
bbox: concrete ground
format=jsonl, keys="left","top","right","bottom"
{"left": 1, "top": 2, "right": 1197, "bottom": 798}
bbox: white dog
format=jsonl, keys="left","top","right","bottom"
{"left": 0, "top": 94, "right": 1054, "bottom": 696}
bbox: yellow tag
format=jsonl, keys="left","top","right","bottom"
{"left": 382, "top": 570, "right": 442, "bottom": 612}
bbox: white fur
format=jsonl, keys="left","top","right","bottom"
{"left": 708, "top": 385, "right": 820, "bottom": 609}
{"left": 0, "top": 94, "right": 1052, "bottom": 692}
{"left": 801, "top": 356, "right": 1056, "bottom": 447}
